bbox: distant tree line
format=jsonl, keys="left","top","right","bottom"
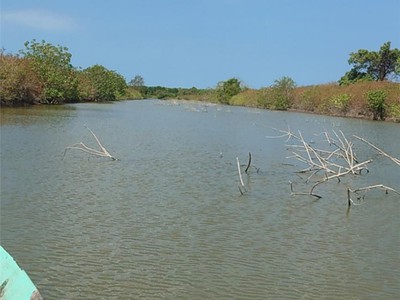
{"left": 1, "top": 40, "right": 399, "bottom": 121}
{"left": 128, "top": 42, "right": 399, "bottom": 114}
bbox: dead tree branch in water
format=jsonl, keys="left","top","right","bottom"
{"left": 236, "top": 152, "right": 261, "bottom": 195}
{"left": 63, "top": 126, "right": 117, "bottom": 160}
{"left": 268, "top": 127, "right": 397, "bottom": 202}
{"left": 245, "top": 152, "right": 252, "bottom": 173}
{"left": 236, "top": 157, "right": 246, "bottom": 195}
{"left": 353, "top": 135, "right": 400, "bottom": 166}
{"left": 282, "top": 129, "right": 370, "bottom": 197}
{"left": 347, "top": 185, "right": 400, "bottom": 207}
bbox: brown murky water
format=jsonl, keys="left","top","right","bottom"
{"left": 1, "top": 100, "right": 399, "bottom": 299}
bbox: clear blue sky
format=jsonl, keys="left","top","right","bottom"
{"left": 1, "top": 0, "right": 399, "bottom": 88}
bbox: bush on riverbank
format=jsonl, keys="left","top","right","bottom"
{"left": 0, "top": 40, "right": 127, "bottom": 105}
{"left": 291, "top": 81, "right": 400, "bottom": 121}
{"left": 0, "top": 52, "right": 41, "bottom": 105}
{"left": 179, "top": 81, "right": 400, "bottom": 122}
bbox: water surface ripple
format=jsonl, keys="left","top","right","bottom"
{"left": 1, "top": 100, "right": 399, "bottom": 299}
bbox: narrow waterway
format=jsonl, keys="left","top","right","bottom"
{"left": 1, "top": 100, "right": 399, "bottom": 299}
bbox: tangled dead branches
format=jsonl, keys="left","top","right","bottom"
{"left": 268, "top": 127, "right": 399, "bottom": 205}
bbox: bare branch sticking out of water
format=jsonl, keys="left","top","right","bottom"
{"left": 272, "top": 129, "right": 372, "bottom": 189}
{"left": 353, "top": 135, "right": 400, "bottom": 166}
{"left": 289, "top": 181, "right": 322, "bottom": 199}
{"left": 269, "top": 127, "right": 398, "bottom": 207}
{"left": 245, "top": 152, "right": 252, "bottom": 173}
{"left": 236, "top": 157, "right": 245, "bottom": 186}
{"left": 269, "top": 128, "right": 373, "bottom": 197}
{"left": 236, "top": 157, "right": 247, "bottom": 195}
{"left": 63, "top": 126, "right": 117, "bottom": 160}
{"left": 347, "top": 185, "right": 399, "bottom": 207}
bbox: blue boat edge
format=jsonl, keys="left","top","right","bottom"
{"left": 0, "top": 246, "right": 43, "bottom": 300}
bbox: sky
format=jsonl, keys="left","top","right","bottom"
{"left": 1, "top": 0, "right": 399, "bottom": 88}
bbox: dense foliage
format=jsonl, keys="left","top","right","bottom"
{"left": 215, "top": 78, "right": 244, "bottom": 104}
{"left": 257, "top": 76, "right": 296, "bottom": 110}
{"left": 82, "top": 65, "right": 127, "bottom": 101}
{"left": 1, "top": 40, "right": 127, "bottom": 105}
{"left": 19, "top": 39, "right": 78, "bottom": 103}
{"left": 365, "top": 89, "right": 387, "bottom": 120}
{"left": 0, "top": 50, "right": 41, "bottom": 105}
{"left": 129, "top": 75, "right": 145, "bottom": 87}
{"left": 339, "top": 42, "right": 400, "bottom": 85}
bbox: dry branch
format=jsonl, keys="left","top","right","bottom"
{"left": 269, "top": 127, "right": 398, "bottom": 207}
{"left": 268, "top": 128, "right": 381, "bottom": 199}
{"left": 245, "top": 152, "right": 252, "bottom": 173}
{"left": 236, "top": 157, "right": 246, "bottom": 195}
{"left": 347, "top": 185, "right": 399, "bottom": 207}
{"left": 63, "top": 126, "right": 117, "bottom": 160}
{"left": 290, "top": 181, "right": 322, "bottom": 198}
{"left": 236, "top": 157, "right": 245, "bottom": 187}
{"left": 353, "top": 135, "right": 400, "bottom": 166}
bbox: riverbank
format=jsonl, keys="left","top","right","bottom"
{"left": 182, "top": 81, "right": 399, "bottom": 123}
{"left": 1, "top": 80, "right": 399, "bottom": 123}
{"left": 129, "top": 81, "right": 399, "bottom": 122}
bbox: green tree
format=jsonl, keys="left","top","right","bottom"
{"left": 129, "top": 75, "right": 145, "bottom": 87}
{"left": 338, "top": 69, "right": 374, "bottom": 85}
{"left": 339, "top": 41, "right": 400, "bottom": 85}
{"left": 83, "top": 65, "right": 127, "bottom": 101}
{"left": 396, "top": 56, "right": 400, "bottom": 74}
{"left": 271, "top": 76, "right": 296, "bottom": 110}
{"left": 20, "top": 39, "right": 78, "bottom": 103}
{"left": 215, "top": 78, "right": 243, "bottom": 104}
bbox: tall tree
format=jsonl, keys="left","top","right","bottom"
{"left": 339, "top": 41, "right": 400, "bottom": 85}
{"left": 129, "top": 75, "right": 145, "bottom": 87}
{"left": 83, "top": 65, "right": 127, "bottom": 101}
{"left": 19, "top": 39, "right": 78, "bottom": 103}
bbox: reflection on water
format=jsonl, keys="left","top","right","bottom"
{"left": 1, "top": 100, "right": 399, "bottom": 299}
{"left": 0, "top": 104, "right": 77, "bottom": 126}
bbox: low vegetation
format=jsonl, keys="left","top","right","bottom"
{"left": 179, "top": 81, "right": 400, "bottom": 122}
{"left": 1, "top": 40, "right": 399, "bottom": 122}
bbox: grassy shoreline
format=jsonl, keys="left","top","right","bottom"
{"left": 2, "top": 81, "right": 399, "bottom": 123}
{"left": 177, "top": 81, "right": 400, "bottom": 123}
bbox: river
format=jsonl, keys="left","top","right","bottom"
{"left": 1, "top": 100, "right": 399, "bottom": 299}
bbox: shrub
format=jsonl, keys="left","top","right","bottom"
{"left": 271, "top": 76, "right": 296, "bottom": 110}
{"left": 365, "top": 89, "right": 387, "bottom": 120}
{"left": 230, "top": 89, "right": 261, "bottom": 107}
{"left": 215, "top": 78, "right": 243, "bottom": 104}
{"left": 0, "top": 52, "right": 41, "bottom": 105}
{"left": 257, "top": 88, "right": 274, "bottom": 109}
{"left": 387, "top": 103, "right": 400, "bottom": 122}
{"left": 329, "top": 93, "right": 351, "bottom": 113}
{"left": 299, "top": 87, "right": 319, "bottom": 111}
